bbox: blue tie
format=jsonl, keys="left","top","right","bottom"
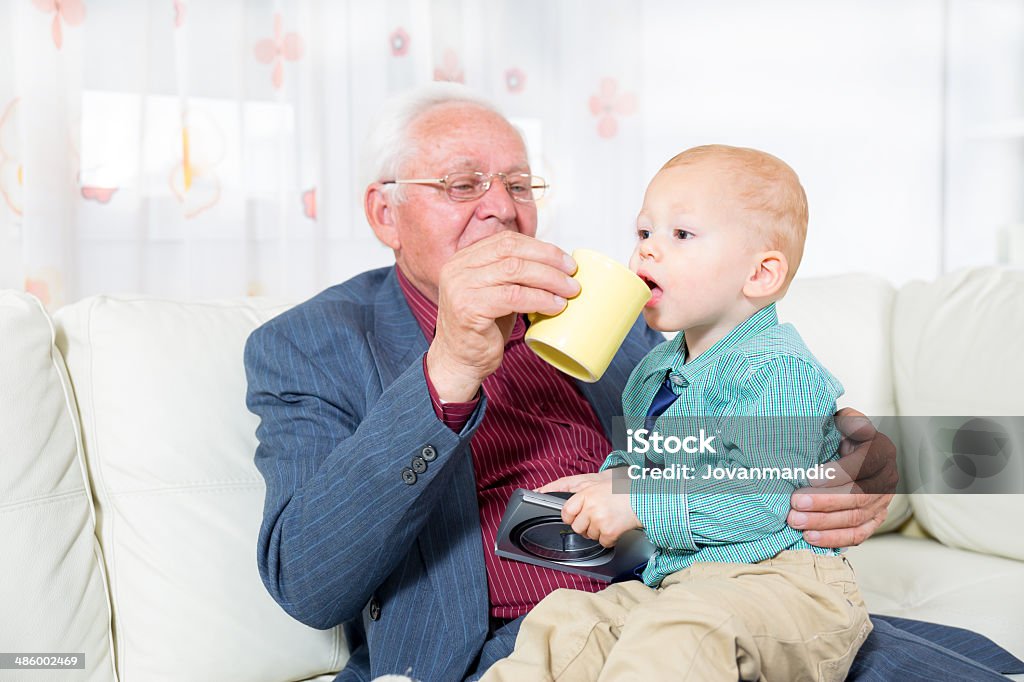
{"left": 645, "top": 376, "right": 679, "bottom": 430}
{"left": 643, "top": 375, "right": 680, "bottom": 469}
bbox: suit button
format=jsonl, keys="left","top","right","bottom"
{"left": 411, "top": 455, "right": 428, "bottom": 474}
{"left": 421, "top": 445, "right": 437, "bottom": 462}
{"left": 401, "top": 467, "right": 417, "bottom": 485}
{"left": 369, "top": 596, "right": 381, "bottom": 621}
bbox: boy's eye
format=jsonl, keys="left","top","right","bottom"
{"left": 637, "top": 229, "right": 651, "bottom": 239}
{"left": 674, "top": 229, "right": 694, "bottom": 240}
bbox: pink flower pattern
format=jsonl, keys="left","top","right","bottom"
{"left": 433, "top": 49, "right": 464, "bottom": 83}
{"left": 505, "top": 68, "right": 526, "bottom": 93}
{"left": 25, "top": 269, "right": 63, "bottom": 309}
{"left": 25, "top": 277, "right": 52, "bottom": 307}
{"left": 32, "top": 0, "right": 86, "bottom": 50}
{"left": 389, "top": 28, "right": 409, "bottom": 57}
{"left": 81, "top": 186, "right": 117, "bottom": 203}
{"left": 253, "top": 14, "right": 304, "bottom": 90}
{"left": 173, "top": 0, "right": 186, "bottom": 28}
{"left": 302, "top": 187, "right": 316, "bottom": 220}
{"left": 588, "top": 77, "right": 637, "bottom": 139}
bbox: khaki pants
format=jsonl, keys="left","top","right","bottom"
{"left": 482, "top": 550, "right": 872, "bottom": 682}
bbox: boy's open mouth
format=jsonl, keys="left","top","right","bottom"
{"left": 638, "top": 272, "right": 662, "bottom": 307}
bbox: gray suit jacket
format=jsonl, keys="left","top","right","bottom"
{"left": 244, "top": 266, "right": 662, "bottom": 681}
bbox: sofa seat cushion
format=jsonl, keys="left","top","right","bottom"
{"left": 0, "top": 290, "right": 116, "bottom": 682}
{"left": 54, "top": 295, "right": 345, "bottom": 682}
{"left": 846, "top": 533, "right": 1024, "bottom": 660}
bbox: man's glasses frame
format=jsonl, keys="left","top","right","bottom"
{"left": 382, "top": 171, "right": 548, "bottom": 203}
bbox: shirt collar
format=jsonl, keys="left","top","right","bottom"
{"left": 395, "top": 265, "right": 526, "bottom": 343}
{"left": 640, "top": 302, "right": 780, "bottom": 391}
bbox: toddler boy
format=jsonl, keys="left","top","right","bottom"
{"left": 482, "top": 145, "right": 872, "bottom": 681}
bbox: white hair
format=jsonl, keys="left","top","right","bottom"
{"left": 361, "top": 82, "right": 508, "bottom": 202}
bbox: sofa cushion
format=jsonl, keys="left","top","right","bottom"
{"left": 846, "top": 534, "right": 1024, "bottom": 660}
{"left": 54, "top": 295, "right": 346, "bottom": 682}
{"left": 893, "top": 267, "right": 1024, "bottom": 560}
{"left": 0, "top": 290, "right": 116, "bottom": 682}
{"left": 778, "top": 274, "right": 911, "bottom": 532}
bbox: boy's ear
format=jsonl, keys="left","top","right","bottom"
{"left": 743, "top": 250, "right": 789, "bottom": 300}
{"left": 364, "top": 184, "right": 401, "bottom": 250}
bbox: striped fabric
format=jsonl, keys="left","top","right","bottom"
{"left": 847, "top": 616, "right": 1022, "bottom": 680}
{"left": 601, "top": 303, "right": 845, "bottom": 587}
{"left": 396, "top": 268, "right": 613, "bottom": 619}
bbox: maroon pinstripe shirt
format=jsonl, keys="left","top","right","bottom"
{"left": 396, "top": 267, "right": 609, "bottom": 619}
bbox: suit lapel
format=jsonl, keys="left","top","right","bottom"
{"left": 367, "top": 267, "right": 429, "bottom": 387}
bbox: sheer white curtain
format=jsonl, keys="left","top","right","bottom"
{"left": 0, "top": 0, "right": 647, "bottom": 308}
{"left": 1, "top": 1, "right": 1022, "bottom": 309}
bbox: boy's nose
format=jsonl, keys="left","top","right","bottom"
{"left": 638, "top": 238, "right": 659, "bottom": 260}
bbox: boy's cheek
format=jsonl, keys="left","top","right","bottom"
{"left": 628, "top": 248, "right": 642, "bottom": 273}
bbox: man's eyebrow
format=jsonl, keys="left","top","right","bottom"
{"left": 447, "top": 157, "right": 480, "bottom": 169}
{"left": 445, "top": 158, "right": 531, "bottom": 173}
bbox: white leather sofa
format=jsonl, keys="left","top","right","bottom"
{"left": 2, "top": 266, "right": 1023, "bottom": 682}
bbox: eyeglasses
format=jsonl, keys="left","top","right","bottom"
{"left": 382, "top": 171, "right": 548, "bottom": 203}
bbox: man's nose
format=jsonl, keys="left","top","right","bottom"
{"left": 473, "top": 177, "right": 517, "bottom": 223}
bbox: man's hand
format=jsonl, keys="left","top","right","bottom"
{"left": 537, "top": 471, "right": 642, "bottom": 547}
{"left": 788, "top": 407, "right": 899, "bottom": 548}
{"left": 426, "top": 232, "right": 579, "bottom": 402}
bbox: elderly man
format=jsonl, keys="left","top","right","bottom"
{"left": 244, "top": 83, "right": 897, "bottom": 681}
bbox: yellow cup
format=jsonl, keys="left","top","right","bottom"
{"left": 526, "top": 248, "right": 652, "bottom": 382}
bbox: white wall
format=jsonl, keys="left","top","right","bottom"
{"left": 538, "top": 1, "right": 947, "bottom": 286}
{"left": 944, "top": 0, "right": 1024, "bottom": 272}
{"left": 505, "top": 0, "right": 1023, "bottom": 288}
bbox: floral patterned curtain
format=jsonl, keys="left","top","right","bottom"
{"left": 3, "top": 1, "right": 1021, "bottom": 309}
{"left": 0, "top": 0, "right": 645, "bottom": 309}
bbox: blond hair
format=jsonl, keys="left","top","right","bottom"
{"left": 662, "top": 145, "right": 808, "bottom": 286}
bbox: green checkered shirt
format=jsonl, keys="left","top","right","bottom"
{"left": 601, "top": 303, "right": 844, "bottom": 587}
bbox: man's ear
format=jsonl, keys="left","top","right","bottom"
{"left": 364, "top": 184, "right": 400, "bottom": 250}
{"left": 743, "top": 250, "right": 789, "bottom": 300}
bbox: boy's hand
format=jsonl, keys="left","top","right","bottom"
{"left": 537, "top": 471, "right": 641, "bottom": 547}
{"left": 787, "top": 407, "right": 899, "bottom": 547}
